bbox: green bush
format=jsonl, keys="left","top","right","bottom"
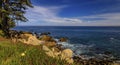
{"left": 0, "top": 30, "right": 5, "bottom": 37}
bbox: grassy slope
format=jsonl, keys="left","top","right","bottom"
{"left": 0, "top": 39, "right": 77, "bottom": 65}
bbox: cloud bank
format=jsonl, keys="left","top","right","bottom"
{"left": 78, "top": 13, "right": 120, "bottom": 26}
{"left": 19, "top": 5, "right": 120, "bottom": 26}
{"left": 19, "top": 5, "right": 82, "bottom": 26}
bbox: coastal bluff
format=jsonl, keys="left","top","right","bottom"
{"left": 15, "top": 32, "right": 74, "bottom": 64}
{"left": 8, "top": 30, "right": 120, "bottom": 65}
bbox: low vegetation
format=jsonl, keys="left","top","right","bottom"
{"left": 0, "top": 39, "right": 77, "bottom": 65}
{"left": 0, "top": 29, "right": 81, "bottom": 65}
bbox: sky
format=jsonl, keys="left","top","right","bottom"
{"left": 19, "top": 0, "right": 120, "bottom": 26}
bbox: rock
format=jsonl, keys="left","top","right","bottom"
{"left": 114, "top": 63, "right": 120, "bottom": 65}
{"left": 56, "top": 44, "right": 64, "bottom": 51}
{"left": 42, "top": 46, "right": 74, "bottom": 64}
{"left": 19, "top": 31, "right": 32, "bottom": 34}
{"left": 51, "top": 47, "right": 60, "bottom": 52}
{"left": 42, "top": 45, "right": 60, "bottom": 58}
{"left": 45, "top": 51, "right": 55, "bottom": 57}
{"left": 40, "top": 35, "right": 54, "bottom": 42}
{"left": 19, "top": 35, "right": 43, "bottom": 45}
{"left": 113, "top": 61, "right": 120, "bottom": 65}
{"left": 42, "top": 45, "right": 51, "bottom": 51}
{"left": 104, "top": 51, "right": 112, "bottom": 55}
{"left": 26, "top": 36, "right": 43, "bottom": 45}
{"left": 19, "top": 33, "right": 33, "bottom": 40}
{"left": 51, "top": 47, "right": 61, "bottom": 57}
{"left": 61, "top": 49, "right": 74, "bottom": 64}
{"left": 42, "top": 45, "right": 55, "bottom": 57}
{"left": 23, "top": 34, "right": 33, "bottom": 37}
{"left": 61, "top": 49, "right": 73, "bottom": 59}
{"left": 59, "top": 37, "right": 68, "bottom": 42}
{"left": 40, "top": 32, "right": 51, "bottom": 35}
{"left": 66, "top": 58, "right": 74, "bottom": 64}
{"left": 43, "top": 41, "right": 56, "bottom": 47}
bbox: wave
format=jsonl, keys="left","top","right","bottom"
{"left": 54, "top": 38, "right": 95, "bottom": 56}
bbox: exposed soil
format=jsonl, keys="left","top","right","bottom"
{"left": 0, "top": 37, "right": 9, "bottom": 41}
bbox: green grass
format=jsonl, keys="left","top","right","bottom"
{"left": 0, "top": 30, "right": 4, "bottom": 37}
{"left": 0, "top": 41, "right": 79, "bottom": 65}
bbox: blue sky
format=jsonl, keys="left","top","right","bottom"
{"left": 19, "top": 0, "right": 120, "bottom": 26}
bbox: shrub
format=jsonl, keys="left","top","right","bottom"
{"left": 0, "top": 30, "right": 5, "bottom": 37}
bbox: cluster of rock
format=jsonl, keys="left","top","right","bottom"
{"left": 42, "top": 45, "right": 73, "bottom": 64}
{"left": 73, "top": 56, "right": 120, "bottom": 65}
{"left": 10, "top": 30, "right": 74, "bottom": 64}
{"left": 9, "top": 30, "right": 120, "bottom": 65}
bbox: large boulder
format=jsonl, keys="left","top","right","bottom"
{"left": 19, "top": 34, "right": 43, "bottom": 45}
{"left": 40, "top": 35, "right": 54, "bottom": 42}
{"left": 113, "top": 61, "right": 120, "bottom": 65}
{"left": 59, "top": 37, "right": 68, "bottom": 42}
{"left": 42, "top": 45, "right": 51, "bottom": 51}
{"left": 19, "top": 33, "right": 33, "bottom": 40}
{"left": 43, "top": 41, "right": 56, "bottom": 47}
{"left": 24, "top": 36, "right": 43, "bottom": 45}
{"left": 61, "top": 49, "right": 73, "bottom": 59}
{"left": 61, "top": 49, "right": 74, "bottom": 64}
{"left": 42, "top": 45, "right": 74, "bottom": 64}
{"left": 42, "top": 45, "right": 60, "bottom": 58}
{"left": 40, "top": 35, "right": 57, "bottom": 47}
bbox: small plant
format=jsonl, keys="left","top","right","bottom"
{"left": 0, "top": 30, "right": 5, "bottom": 37}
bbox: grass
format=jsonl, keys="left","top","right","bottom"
{"left": 0, "top": 39, "right": 80, "bottom": 65}
{"left": 0, "top": 30, "right": 4, "bottom": 37}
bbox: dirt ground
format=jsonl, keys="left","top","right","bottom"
{"left": 0, "top": 37, "right": 8, "bottom": 41}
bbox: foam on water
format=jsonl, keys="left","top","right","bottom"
{"left": 13, "top": 26, "right": 120, "bottom": 59}
{"left": 54, "top": 38, "right": 118, "bottom": 60}
{"left": 55, "top": 38, "right": 94, "bottom": 56}
{"left": 57, "top": 40, "right": 116, "bottom": 60}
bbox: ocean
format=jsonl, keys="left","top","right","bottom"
{"left": 13, "top": 26, "right": 120, "bottom": 59}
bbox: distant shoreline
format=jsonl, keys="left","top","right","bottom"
{"left": 15, "top": 26, "right": 120, "bottom": 27}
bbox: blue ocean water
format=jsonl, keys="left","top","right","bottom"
{"left": 13, "top": 26, "right": 120, "bottom": 59}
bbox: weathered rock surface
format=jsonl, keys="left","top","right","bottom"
{"left": 17, "top": 33, "right": 74, "bottom": 64}
{"left": 42, "top": 45, "right": 74, "bottom": 64}
{"left": 61, "top": 49, "right": 74, "bottom": 64}
{"left": 40, "top": 35, "right": 57, "bottom": 47}
{"left": 113, "top": 61, "right": 120, "bottom": 65}
{"left": 42, "top": 45, "right": 61, "bottom": 58}
{"left": 10, "top": 31, "right": 120, "bottom": 65}
{"left": 59, "top": 37, "right": 68, "bottom": 42}
{"left": 19, "top": 34, "right": 44, "bottom": 45}
{"left": 40, "top": 35, "right": 53, "bottom": 41}
{"left": 43, "top": 41, "right": 56, "bottom": 47}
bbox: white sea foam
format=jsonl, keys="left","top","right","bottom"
{"left": 55, "top": 38, "right": 94, "bottom": 56}
{"left": 110, "top": 37, "right": 114, "bottom": 40}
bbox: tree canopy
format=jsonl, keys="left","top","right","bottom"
{"left": 0, "top": 0, "right": 33, "bottom": 37}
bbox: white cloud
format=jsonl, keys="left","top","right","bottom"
{"left": 19, "top": 5, "right": 120, "bottom": 26}
{"left": 19, "top": 5, "right": 82, "bottom": 26}
{"left": 80, "top": 13, "right": 120, "bottom": 19}
{"left": 77, "top": 13, "right": 120, "bottom": 26}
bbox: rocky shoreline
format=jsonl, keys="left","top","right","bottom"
{"left": 9, "top": 30, "right": 120, "bottom": 65}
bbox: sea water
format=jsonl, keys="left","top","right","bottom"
{"left": 13, "top": 26, "right": 120, "bottom": 59}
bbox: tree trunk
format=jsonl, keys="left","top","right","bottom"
{"left": 0, "top": 0, "right": 10, "bottom": 38}
{"left": 1, "top": 15, "right": 10, "bottom": 38}
{"left": 0, "top": 0, "right": 2, "bottom": 29}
